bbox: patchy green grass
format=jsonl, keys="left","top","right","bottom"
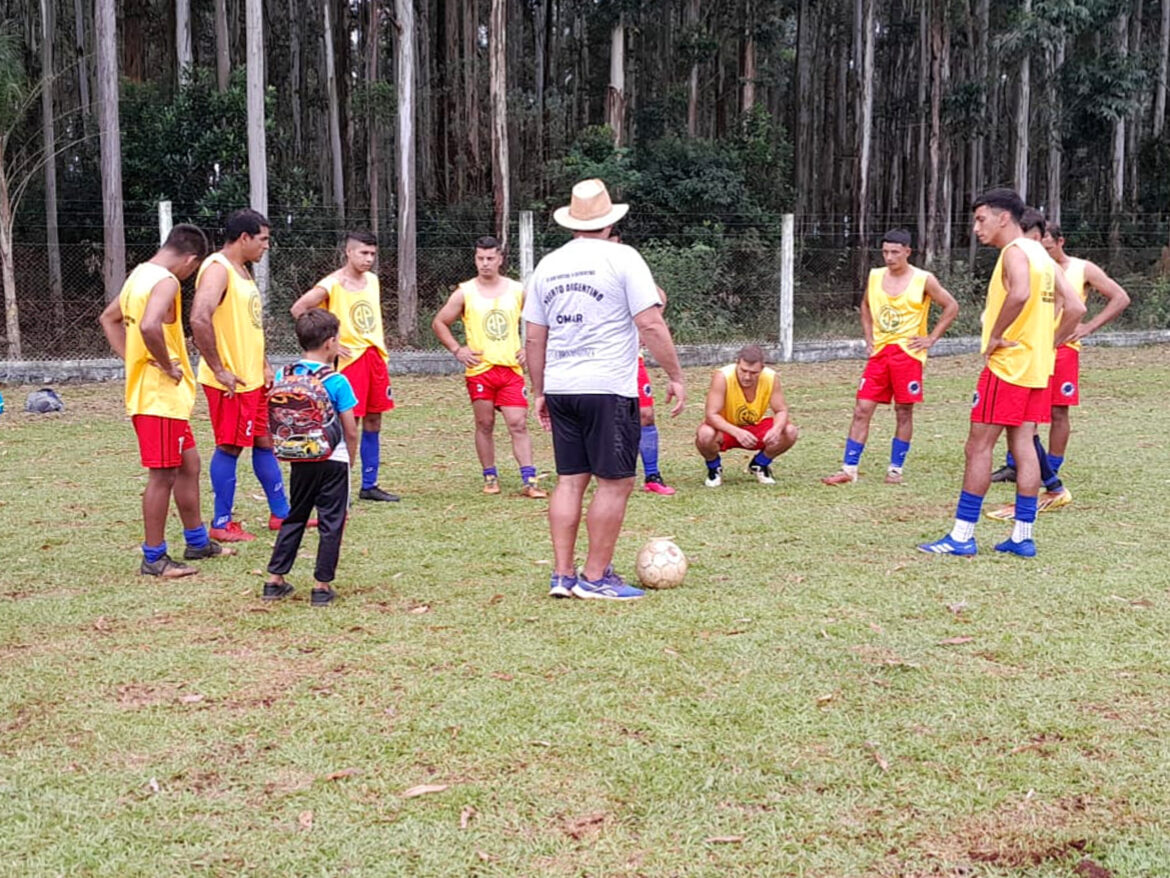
{"left": 1, "top": 346, "right": 1168, "bottom": 877}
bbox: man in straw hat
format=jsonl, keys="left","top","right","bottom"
{"left": 524, "top": 179, "right": 686, "bottom": 600}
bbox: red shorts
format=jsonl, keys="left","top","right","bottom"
{"left": 720, "top": 417, "right": 775, "bottom": 451}
{"left": 1048, "top": 345, "right": 1080, "bottom": 407}
{"left": 466, "top": 364, "right": 528, "bottom": 408}
{"left": 857, "top": 345, "right": 924, "bottom": 404}
{"left": 970, "top": 368, "right": 1051, "bottom": 427}
{"left": 637, "top": 356, "right": 654, "bottom": 407}
{"left": 342, "top": 346, "right": 395, "bottom": 418}
{"left": 203, "top": 385, "right": 269, "bottom": 447}
{"left": 133, "top": 415, "right": 196, "bottom": 469}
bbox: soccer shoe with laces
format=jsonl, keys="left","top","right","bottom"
{"left": 548, "top": 572, "right": 577, "bottom": 598}
{"left": 209, "top": 520, "right": 256, "bottom": 542}
{"left": 984, "top": 502, "right": 1017, "bottom": 521}
{"left": 995, "top": 537, "right": 1037, "bottom": 557}
{"left": 359, "top": 485, "right": 401, "bottom": 502}
{"left": 749, "top": 463, "right": 776, "bottom": 485}
{"left": 1038, "top": 487, "right": 1072, "bottom": 512}
{"left": 482, "top": 475, "right": 501, "bottom": 495}
{"left": 182, "top": 540, "right": 234, "bottom": 561}
{"left": 140, "top": 554, "right": 198, "bottom": 578}
{"left": 311, "top": 586, "right": 337, "bottom": 606}
{"left": 917, "top": 535, "right": 978, "bottom": 556}
{"left": 520, "top": 481, "right": 548, "bottom": 499}
{"left": 262, "top": 580, "right": 295, "bottom": 600}
{"left": 269, "top": 514, "right": 317, "bottom": 531}
{"left": 821, "top": 470, "right": 857, "bottom": 486}
{"left": 704, "top": 466, "right": 723, "bottom": 488}
{"left": 643, "top": 474, "right": 676, "bottom": 495}
{"left": 571, "top": 570, "right": 645, "bottom": 601}
{"left": 990, "top": 464, "right": 1017, "bottom": 483}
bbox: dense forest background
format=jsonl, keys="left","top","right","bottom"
{"left": 2, "top": 0, "right": 1169, "bottom": 357}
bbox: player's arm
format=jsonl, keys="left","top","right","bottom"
{"left": 859, "top": 294, "right": 875, "bottom": 356}
{"left": 1052, "top": 264, "right": 1087, "bottom": 348}
{"left": 524, "top": 321, "right": 550, "bottom": 432}
{"left": 432, "top": 287, "right": 481, "bottom": 368}
{"left": 340, "top": 408, "right": 359, "bottom": 468}
{"left": 1072, "top": 261, "right": 1130, "bottom": 341}
{"left": 140, "top": 277, "right": 184, "bottom": 384}
{"left": 189, "top": 261, "right": 239, "bottom": 394}
{"left": 98, "top": 297, "right": 127, "bottom": 360}
{"left": 703, "top": 371, "right": 755, "bottom": 448}
{"left": 909, "top": 274, "right": 960, "bottom": 350}
{"left": 290, "top": 283, "right": 329, "bottom": 318}
{"left": 633, "top": 305, "right": 685, "bottom": 416}
{"left": 515, "top": 288, "right": 527, "bottom": 368}
{"left": 764, "top": 380, "right": 791, "bottom": 441}
{"left": 984, "top": 247, "right": 1032, "bottom": 358}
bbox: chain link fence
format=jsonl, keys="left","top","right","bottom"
{"left": 4, "top": 206, "right": 1170, "bottom": 365}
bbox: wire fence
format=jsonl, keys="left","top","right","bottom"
{"left": 4, "top": 209, "right": 1170, "bottom": 363}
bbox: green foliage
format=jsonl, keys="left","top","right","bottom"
{"left": 640, "top": 239, "right": 738, "bottom": 341}
{"left": 0, "top": 22, "right": 25, "bottom": 134}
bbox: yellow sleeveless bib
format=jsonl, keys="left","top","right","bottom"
{"left": 719, "top": 364, "right": 775, "bottom": 426}
{"left": 195, "top": 252, "right": 266, "bottom": 392}
{"left": 318, "top": 271, "right": 387, "bottom": 369}
{"left": 461, "top": 278, "right": 524, "bottom": 378}
{"left": 1060, "top": 257, "right": 1088, "bottom": 352}
{"left": 120, "top": 262, "right": 196, "bottom": 419}
{"left": 982, "top": 238, "right": 1056, "bottom": 388}
{"left": 867, "top": 267, "right": 931, "bottom": 363}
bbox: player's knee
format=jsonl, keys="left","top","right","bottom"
{"left": 640, "top": 406, "right": 655, "bottom": 427}
{"left": 363, "top": 413, "right": 382, "bottom": 432}
{"left": 149, "top": 466, "right": 179, "bottom": 488}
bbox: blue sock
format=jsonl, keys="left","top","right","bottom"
{"left": 209, "top": 449, "right": 239, "bottom": 528}
{"left": 252, "top": 447, "right": 290, "bottom": 519}
{"left": 483, "top": 466, "right": 498, "bottom": 478}
{"left": 639, "top": 425, "right": 660, "bottom": 477}
{"left": 1048, "top": 454, "right": 1064, "bottom": 475}
{"left": 183, "top": 525, "right": 209, "bottom": 549}
{"left": 1033, "top": 436, "right": 1063, "bottom": 492}
{"left": 751, "top": 451, "right": 773, "bottom": 468}
{"left": 844, "top": 438, "right": 865, "bottom": 467}
{"left": 890, "top": 438, "right": 910, "bottom": 469}
{"left": 520, "top": 465, "right": 536, "bottom": 483}
{"left": 707, "top": 454, "right": 722, "bottom": 472}
{"left": 143, "top": 542, "right": 167, "bottom": 564}
{"left": 1006, "top": 449, "right": 1017, "bottom": 469}
{"left": 360, "top": 429, "right": 381, "bottom": 490}
{"left": 1015, "top": 494, "right": 1038, "bottom": 523}
{"left": 956, "top": 490, "right": 984, "bottom": 524}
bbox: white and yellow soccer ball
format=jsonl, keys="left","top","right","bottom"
{"left": 635, "top": 538, "right": 688, "bottom": 589}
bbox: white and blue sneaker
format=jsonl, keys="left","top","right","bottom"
{"left": 549, "top": 572, "right": 577, "bottom": 599}
{"left": 994, "top": 537, "right": 1036, "bottom": 557}
{"left": 571, "top": 570, "right": 645, "bottom": 601}
{"left": 917, "top": 534, "right": 978, "bottom": 556}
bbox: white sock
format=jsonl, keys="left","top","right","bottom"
{"left": 1012, "top": 519, "right": 1034, "bottom": 542}
{"left": 887, "top": 465, "right": 903, "bottom": 474}
{"left": 950, "top": 519, "right": 976, "bottom": 542}
{"left": 843, "top": 463, "right": 859, "bottom": 478}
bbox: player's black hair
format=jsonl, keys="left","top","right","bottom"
{"left": 972, "top": 188, "right": 1025, "bottom": 222}
{"left": 1020, "top": 208, "right": 1047, "bottom": 237}
{"left": 345, "top": 229, "right": 378, "bottom": 247}
{"left": 474, "top": 235, "right": 502, "bottom": 252}
{"left": 223, "top": 208, "right": 270, "bottom": 243}
{"left": 1047, "top": 223, "right": 1063, "bottom": 240}
{"left": 881, "top": 229, "right": 912, "bottom": 247}
{"left": 164, "top": 224, "right": 209, "bottom": 260}
{"left": 294, "top": 308, "right": 341, "bottom": 351}
{"left": 737, "top": 344, "right": 766, "bottom": 365}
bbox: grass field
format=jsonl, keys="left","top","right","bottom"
{"left": 2, "top": 346, "right": 1169, "bottom": 877}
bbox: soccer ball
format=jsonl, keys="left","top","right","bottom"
{"left": 635, "top": 538, "right": 688, "bottom": 589}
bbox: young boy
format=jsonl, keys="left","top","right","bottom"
{"left": 264, "top": 310, "right": 359, "bottom": 605}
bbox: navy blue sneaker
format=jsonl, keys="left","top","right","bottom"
{"left": 571, "top": 571, "right": 645, "bottom": 601}
{"left": 549, "top": 572, "right": 577, "bottom": 599}
{"left": 994, "top": 537, "right": 1036, "bottom": 557}
{"left": 917, "top": 534, "right": 978, "bottom": 556}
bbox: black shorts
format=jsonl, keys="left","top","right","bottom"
{"left": 545, "top": 393, "right": 640, "bottom": 479}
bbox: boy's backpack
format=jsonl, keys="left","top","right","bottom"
{"left": 25, "top": 387, "right": 64, "bottom": 413}
{"left": 267, "top": 364, "right": 342, "bottom": 462}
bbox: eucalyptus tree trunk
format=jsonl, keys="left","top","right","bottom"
{"left": 463, "top": 0, "right": 481, "bottom": 186}
{"left": 925, "top": 0, "right": 944, "bottom": 267}
{"left": 215, "top": 0, "right": 231, "bottom": 92}
{"left": 794, "top": 0, "right": 813, "bottom": 217}
{"left": 853, "top": 0, "right": 874, "bottom": 290}
{"left": 176, "top": 0, "right": 193, "bottom": 79}
{"left": 246, "top": 0, "right": 268, "bottom": 296}
{"left": 289, "top": 0, "right": 303, "bottom": 156}
{"left": 916, "top": 0, "right": 928, "bottom": 249}
{"left": 40, "top": 0, "right": 64, "bottom": 328}
{"left": 73, "top": 0, "right": 90, "bottom": 120}
{"left": 367, "top": 0, "right": 380, "bottom": 236}
{"left": 1045, "top": 37, "right": 1065, "bottom": 227}
{"left": 1155, "top": 0, "right": 1170, "bottom": 137}
{"left": 323, "top": 0, "right": 346, "bottom": 220}
{"left": 1109, "top": 11, "right": 1128, "bottom": 265}
{"left": 0, "top": 153, "right": 21, "bottom": 359}
{"left": 490, "top": 0, "right": 509, "bottom": 249}
{"left": 686, "top": 0, "right": 700, "bottom": 137}
{"left": 607, "top": 15, "right": 626, "bottom": 146}
{"left": 534, "top": 0, "right": 547, "bottom": 181}
{"left": 741, "top": 0, "right": 756, "bottom": 114}
{"left": 95, "top": 0, "right": 125, "bottom": 303}
{"left": 1013, "top": 0, "right": 1031, "bottom": 200}
{"left": 969, "top": 0, "right": 989, "bottom": 270}
{"left": 396, "top": 0, "right": 418, "bottom": 344}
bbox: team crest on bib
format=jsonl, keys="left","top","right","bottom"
{"left": 248, "top": 291, "right": 263, "bottom": 329}
{"left": 483, "top": 309, "right": 509, "bottom": 341}
{"left": 1060, "top": 381, "right": 1076, "bottom": 397}
{"left": 908, "top": 380, "right": 922, "bottom": 396}
{"left": 877, "top": 305, "right": 902, "bottom": 333}
{"left": 351, "top": 300, "right": 377, "bottom": 334}
{"left": 735, "top": 404, "right": 759, "bottom": 425}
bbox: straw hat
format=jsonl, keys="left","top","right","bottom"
{"left": 553, "top": 179, "right": 630, "bottom": 231}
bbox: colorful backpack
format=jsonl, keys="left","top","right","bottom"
{"left": 268, "top": 364, "right": 342, "bottom": 462}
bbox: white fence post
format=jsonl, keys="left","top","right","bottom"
{"left": 519, "top": 210, "right": 534, "bottom": 284}
{"left": 779, "top": 213, "right": 794, "bottom": 362}
{"left": 158, "top": 200, "right": 173, "bottom": 246}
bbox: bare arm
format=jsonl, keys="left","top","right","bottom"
{"left": 98, "top": 297, "right": 127, "bottom": 360}
{"left": 189, "top": 261, "right": 239, "bottom": 394}
{"left": 524, "top": 321, "right": 550, "bottom": 432}
{"left": 762, "top": 379, "right": 791, "bottom": 443}
{"left": 859, "top": 295, "right": 875, "bottom": 355}
{"left": 290, "top": 284, "right": 329, "bottom": 318}
{"left": 140, "top": 277, "right": 184, "bottom": 384}
{"left": 909, "top": 273, "right": 960, "bottom": 351}
{"left": 633, "top": 305, "right": 685, "bottom": 416}
{"left": 983, "top": 247, "right": 1033, "bottom": 360}
{"left": 340, "top": 408, "right": 359, "bottom": 468}
{"left": 703, "top": 371, "right": 757, "bottom": 449}
{"left": 431, "top": 287, "right": 480, "bottom": 367}
{"left": 1072, "top": 261, "right": 1130, "bottom": 341}
{"left": 1052, "top": 264, "right": 1087, "bottom": 347}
